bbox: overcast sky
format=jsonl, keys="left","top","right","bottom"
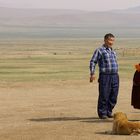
{"left": 0, "top": 0, "right": 140, "bottom": 11}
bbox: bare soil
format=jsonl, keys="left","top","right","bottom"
{"left": 0, "top": 79, "right": 140, "bottom": 140}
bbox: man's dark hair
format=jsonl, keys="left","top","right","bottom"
{"left": 104, "top": 33, "right": 115, "bottom": 40}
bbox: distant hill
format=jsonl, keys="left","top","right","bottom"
{"left": 0, "top": 6, "right": 139, "bottom": 27}
{"left": 0, "top": 6, "right": 140, "bottom": 38}
{"left": 112, "top": 6, "right": 140, "bottom": 13}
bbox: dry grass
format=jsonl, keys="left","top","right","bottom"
{"left": 0, "top": 38, "right": 139, "bottom": 84}
{"left": 0, "top": 38, "right": 140, "bottom": 139}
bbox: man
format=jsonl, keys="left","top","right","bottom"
{"left": 89, "top": 33, "right": 119, "bottom": 119}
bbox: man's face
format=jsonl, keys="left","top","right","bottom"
{"left": 104, "top": 37, "right": 115, "bottom": 47}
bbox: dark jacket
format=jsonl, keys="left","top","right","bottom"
{"left": 131, "top": 71, "right": 140, "bottom": 109}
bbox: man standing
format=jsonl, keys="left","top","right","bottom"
{"left": 89, "top": 33, "right": 119, "bottom": 119}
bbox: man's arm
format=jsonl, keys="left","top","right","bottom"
{"left": 89, "top": 49, "right": 100, "bottom": 82}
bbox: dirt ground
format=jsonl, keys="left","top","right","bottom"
{"left": 0, "top": 79, "right": 140, "bottom": 140}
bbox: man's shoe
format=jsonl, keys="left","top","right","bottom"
{"left": 99, "top": 115, "right": 108, "bottom": 119}
{"left": 107, "top": 114, "right": 113, "bottom": 118}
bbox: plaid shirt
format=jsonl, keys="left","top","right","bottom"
{"left": 90, "top": 45, "right": 118, "bottom": 75}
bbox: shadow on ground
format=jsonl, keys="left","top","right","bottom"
{"left": 29, "top": 116, "right": 113, "bottom": 123}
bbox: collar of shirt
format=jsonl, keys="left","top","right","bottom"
{"left": 103, "top": 44, "right": 112, "bottom": 51}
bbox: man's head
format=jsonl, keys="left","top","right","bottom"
{"left": 104, "top": 33, "right": 115, "bottom": 48}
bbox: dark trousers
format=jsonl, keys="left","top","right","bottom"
{"left": 98, "top": 73, "right": 119, "bottom": 117}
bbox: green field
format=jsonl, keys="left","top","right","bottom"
{"left": 0, "top": 38, "right": 140, "bottom": 84}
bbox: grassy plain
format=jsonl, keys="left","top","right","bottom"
{"left": 0, "top": 38, "right": 140, "bottom": 84}
{"left": 0, "top": 38, "right": 140, "bottom": 140}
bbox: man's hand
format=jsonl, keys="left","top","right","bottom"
{"left": 90, "top": 74, "right": 96, "bottom": 83}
